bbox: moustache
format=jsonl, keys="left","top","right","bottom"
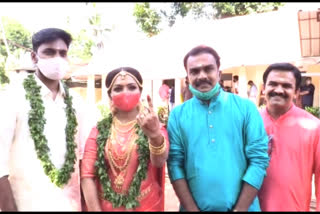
{"left": 268, "top": 91, "right": 289, "bottom": 99}
{"left": 194, "top": 79, "right": 213, "bottom": 87}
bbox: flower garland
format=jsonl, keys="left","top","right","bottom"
{"left": 23, "top": 74, "right": 78, "bottom": 187}
{"left": 95, "top": 113, "right": 150, "bottom": 209}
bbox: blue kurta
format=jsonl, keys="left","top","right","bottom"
{"left": 167, "top": 89, "right": 269, "bottom": 211}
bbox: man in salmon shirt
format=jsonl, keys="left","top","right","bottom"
{"left": 258, "top": 62, "right": 320, "bottom": 211}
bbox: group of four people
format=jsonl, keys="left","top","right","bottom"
{"left": 0, "top": 28, "right": 319, "bottom": 211}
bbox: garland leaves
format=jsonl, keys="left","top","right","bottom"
{"left": 23, "top": 74, "right": 78, "bottom": 187}
{"left": 95, "top": 113, "right": 150, "bottom": 209}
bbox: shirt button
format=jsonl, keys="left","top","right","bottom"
{"left": 208, "top": 111, "right": 212, "bottom": 114}
{"left": 209, "top": 125, "right": 213, "bottom": 128}
{"left": 211, "top": 139, "right": 215, "bottom": 143}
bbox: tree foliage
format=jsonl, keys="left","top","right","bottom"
{"left": 0, "top": 17, "right": 32, "bottom": 57}
{"left": 68, "top": 29, "right": 94, "bottom": 62}
{"left": 133, "top": 3, "right": 161, "bottom": 37}
{"left": 161, "top": 3, "right": 212, "bottom": 27}
{"left": 0, "top": 61, "right": 9, "bottom": 84}
{"left": 213, "top": 2, "right": 283, "bottom": 18}
{"left": 0, "top": 17, "right": 32, "bottom": 84}
{"left": 133, "top": 2, "right": 284, "bottom": 36}
{"left": 68, "top": 3, "right": 111, "bottom": 62}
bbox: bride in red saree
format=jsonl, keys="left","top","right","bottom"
{"left": 80, "top": 67, "right": 169, "bottom": 211}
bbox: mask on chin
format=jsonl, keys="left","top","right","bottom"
{"left": 36, "top": 56, "right": 69, "bottom": 80}
{"left": 189, "top": 83, "right": 221, "bottom": 100}
{"left": 112, "top": 92, "right": 141, "bottom": 112}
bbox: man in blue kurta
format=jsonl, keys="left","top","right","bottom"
{"left": 167, "top": 45, "right": 270, "bottom": 211}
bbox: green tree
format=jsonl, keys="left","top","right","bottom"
{"left": 68, "top": 29, "right": 94, "bottom": 62}
{"left": 161, "top": 3, "right": 212, "bottom": 27}
{"left": 0, "top": 61, "right": 9, "bottom": 85}
{"left": 0, "top": 17, "right": 32, "bottom": 85}
{"left": 133, "top": 2, "right": 284, "bottom": 36}
{"left": 66, "top": 3, "right": 111, "bottom": 63}
{"left": 133, "top": 3, "right": 161, "bottom": 37}
{"left": 213, "top": 2, "right": 283, "bottom": 18}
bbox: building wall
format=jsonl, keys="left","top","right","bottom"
{"left": 223, "top": 64, "right": 320, "bottom": 108}
{"left": 70, "top": 86, "right": 102, "bottom": 104}
{"left": 305, "top": 65, "right": 320, "bottom": 107}
{"left": 74, "top": 63, "right": 319, "bottom": 109}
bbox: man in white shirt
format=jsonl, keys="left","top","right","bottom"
{"left": 0, "top": 28, "right": 95, "bottom": 211}
{"left": 232, "top": 75, "right": 239, "bottom": 94}
{"left": 247, "top": 80, "right": 258, "bottom": 104}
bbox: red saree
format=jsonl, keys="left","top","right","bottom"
{"left": 81, "top": 126, "right": 168, "bottom": 211}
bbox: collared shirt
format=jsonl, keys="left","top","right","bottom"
{"left": 167, "top": 89, "right": 269, "bottom": 211}
{"left": 0, "top": 73, "right": 97, "bottom": 211}
{"left": 258, "top": 105, "right": 320, "bottom": 211}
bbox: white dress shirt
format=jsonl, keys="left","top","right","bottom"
{"left": 0, "top": 73, "right": 97, "bottom": 211}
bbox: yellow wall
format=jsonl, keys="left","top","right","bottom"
{"left": 73, "top": 64, "right": 319, "bottom": 108}
{"left": 95, "top": 88, "right": 102, "bottom": 104}
{"left": 70, "top": 87, "right": 102, "bottom": 104}
{"left": 222, "top": 65, "right": 268, "bottom": 105}
{"left": 70, "top": 87, "right": 86, "bottom": 100}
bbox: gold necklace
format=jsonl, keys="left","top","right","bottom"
{"left": 114, "top": 117, "right": 137, "bottom": 127}
{"left": 107, "top": 146, "right": 128, "bottom": 191}
{"left": 106, "top": 137, "right": 136, "bottom": 191}
{"left": 112, "top": 117, "right": 137, "bottom": 134}
{"left": 107, "top": 135, "right": 136, "bottom": 171}
{"left": 110, "top": 126, "right": 135, "bottom": 160}
{"left": 112, "top": 123, "right": 136, "bottom": 134}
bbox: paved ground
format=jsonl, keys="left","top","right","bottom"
{"left": 163, "top": 169, "right": 317, "bottom": 211}
{"left": 164, "top": 165, "right": 180, "bottom": 211}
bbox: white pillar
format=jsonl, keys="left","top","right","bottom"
{"left": 174, "top": 78, "right": 182, "bottom": 106}
{"left": 153, "top": 79, "right": 163, "bottom": 110}
{"left": 238, "top": 66, "right": 248, "bottom": 98}
{"left": 141, "top": 79, "right": 152, "bottom": 106}
{"left": 101, "top": 73, "right": 108, "bottom": 104}
{"left": 87, "top": 74, "right": 95, "bottom": 105}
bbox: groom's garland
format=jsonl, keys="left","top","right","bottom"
{"left": 23, "top": 74, "right": 78, "bottom": 187}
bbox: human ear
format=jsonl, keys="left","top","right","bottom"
{"left": 31, "top": 51, "right": 38, "bottom": 64}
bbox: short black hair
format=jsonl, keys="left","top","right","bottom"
{"left": 183, "top": 45, "right": 220, "bottom": 71}
{"left": 306, "top": 77, "right": 312, "bottom": 81}
{"left": 32, "top": 28, "right": 72, "bottom": 52}
{"left": 263, "top": 63, "right": 301, "bottom": 91}
{"left": 248, "top": 80, "right": 253, "bottom": 85}
{"left": 105, "top": 67, "right": 143, "bottom": 98}
{"left": 233, "top": 75, "right": 239, "bottom": 81}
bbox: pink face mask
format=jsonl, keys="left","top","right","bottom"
{"left": 112, "top": 92, "right": 141, "bottom": 112}
{"left": 37, "top": 56, "right": 69, "bottom": 80}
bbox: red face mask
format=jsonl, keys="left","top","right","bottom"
{"left": 112, "top": 92, "right": 141, "bottom": 112}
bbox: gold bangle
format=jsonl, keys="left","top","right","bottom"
{"left": 149, "top": 135, "right": 165, "bottom": 150}
{"left": 150, "top": 143, "right": 166, "bottom": 155}
{"left": 149, "top": 134, "right": 165, "bottom": 148}
{"left": 149, "top": 136, "right": 167, "bottom": 155}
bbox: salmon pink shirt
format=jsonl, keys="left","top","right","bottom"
{"left": 258, "top": 105, "right": 320, "bottom": 211}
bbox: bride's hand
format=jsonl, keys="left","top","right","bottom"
{"left": 136, "top": 95, "right": 162, "bottom": 142}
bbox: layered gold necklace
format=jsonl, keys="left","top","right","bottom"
{"left": 106, "top": 117, "right": 138, "bottom": 192}
{"left": 96, "top": 113, "right": 149, "bottom": 209}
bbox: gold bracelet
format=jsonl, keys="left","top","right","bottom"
{"left": 149, "top": 136, "right": 167, "bottom": 155}
{"left": 149, "top": 136, "right": 165, "bottom": 149}
{"left": 150, "top": 143, "right": 166, "bottom": 155}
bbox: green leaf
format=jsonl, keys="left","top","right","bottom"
{"left": 95, "top": 113, "right": 149, "bottom": 209}
{"left": 23, "top": 74, "right": 77, "bottom": 188}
